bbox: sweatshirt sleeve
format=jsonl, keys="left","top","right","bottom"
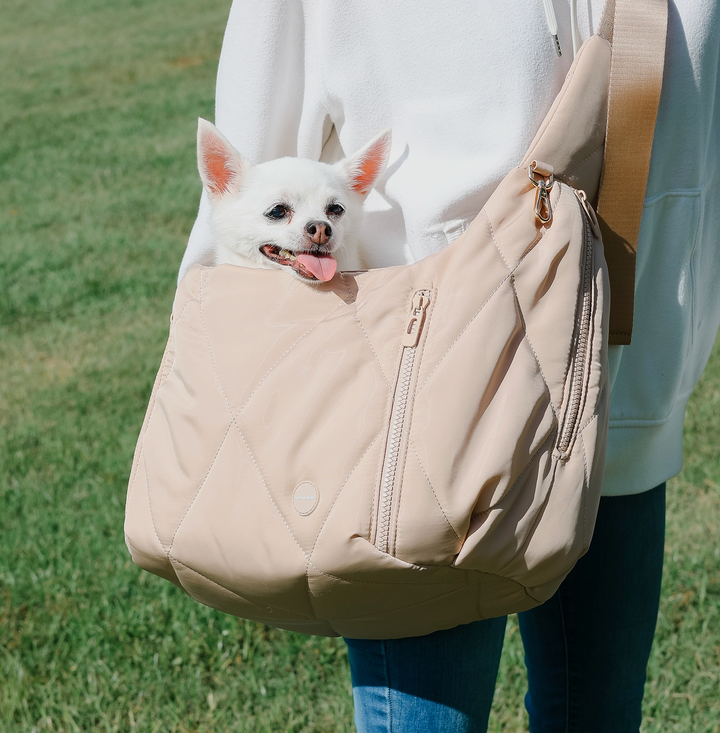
{"left": 179, "top": 0, "right": 329, "bottom": 282}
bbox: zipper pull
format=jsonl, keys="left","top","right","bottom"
{"left": 402, "top": 291, "right": 431, "bottom": 347}
{"left": 575, "top": 189, "right": 602, "bottom": 239}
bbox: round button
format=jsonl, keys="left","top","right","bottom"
{"left": 292, "top": 482, "right": 319, "bottom": 516}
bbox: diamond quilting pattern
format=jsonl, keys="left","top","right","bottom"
{"left": 128, "top": 161, "right": 609, "bottom": 639}
{"left": 143, "top": 297, "right": 236, "bottom": 548}
{"left": 407, "top": 282, "right": 556, "bottom": 531}
{"left": 192, "top": 273, "right": 392, "bottom": 558}
{"left": 234, "top": 356, "right": 389, "bottom": 552}
{"left": 198, "top": 271, "right": 350, "bottom": 416}
{"left": 169, "top": 423, "right": 317, "bottom": 618}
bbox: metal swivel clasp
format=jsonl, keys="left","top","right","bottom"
{"left": 528, "top": 161, "right": 555, "bottom": 225}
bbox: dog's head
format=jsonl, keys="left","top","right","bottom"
{"left": 197, "top": 119, "right": 392, "bottom": 282}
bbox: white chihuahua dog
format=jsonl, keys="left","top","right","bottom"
{"left": 197, "top": 119, "right": 392, "bottom": 282}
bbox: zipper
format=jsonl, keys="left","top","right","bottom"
{"left": 558, "top": 193, "right": 595, "bottom": 456}
{"left": 375, "top": 290, "right": 432, "bottom": 553}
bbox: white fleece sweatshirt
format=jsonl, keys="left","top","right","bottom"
{"left": 182, "top": 0, "right": 720, "bottom": 496}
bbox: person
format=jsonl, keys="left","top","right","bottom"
{"left": 181, "top": 1, "right": 720, "bottom": 730}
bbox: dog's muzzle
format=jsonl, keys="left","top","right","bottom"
{"left": 260, "top": 244, "right": 337, "bottom": 282}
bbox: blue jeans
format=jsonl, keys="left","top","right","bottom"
{"left": 345, "top": 484, "right": 666, "bottom": 733}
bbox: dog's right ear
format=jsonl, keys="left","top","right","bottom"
{"left": 197, "top": 118, "right": 248, "bottom": 198}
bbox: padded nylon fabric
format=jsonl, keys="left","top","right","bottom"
{"left": 125, "top": 161, "right": 609, "bottom": 638}
{"left": 125, "top": 2, "right": 667, "bottom": 637}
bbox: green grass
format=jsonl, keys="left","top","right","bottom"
{"left": 1, "top": 1, "right": 718, "bottom": 730}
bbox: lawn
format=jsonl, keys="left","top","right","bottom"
{"left": 1, "top": 1, "right": 718, "bottom": 731}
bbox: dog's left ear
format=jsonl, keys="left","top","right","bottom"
{"left": 339, "top": 129, "right": 392, "bottom": 197}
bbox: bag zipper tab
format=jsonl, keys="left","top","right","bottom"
{"left": 402, "top": 291, "right": 431, "bottom": 347}
{"left": 574, "top": 189, "right": 602, "bottom": 239}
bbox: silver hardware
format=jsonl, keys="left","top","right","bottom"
{"left": 528, "top": 162, "right": 555, "bottom": 224}
{"left": 542, "top": 0, "right": 563, "bottom": 56}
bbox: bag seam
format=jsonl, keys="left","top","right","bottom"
{"left": 415, "top": 269, "right": 513, "bottom": 394}
{"left": 577, "top": 411, "right": 599, "bottom": 438}
{"left": 564, "top": 141, "right": 604, "bottom": 177}
{"left": 125, "top": 312, "right": 178, "bottom": 508}
{"left": 167, "top": 422, "right": 234, "bottom": 552}
{"left": 232, "top": 313, "right": 345, "bottom": 417}
{"left": 307, "top": 553, "right": 465, "bottom": 585}
{"left": 407, "top": 440, "right": 461, "bottom": 542}
{"left": 483, "top": 209, "right": 511, "bottom": 271}
{"left": 173, "top": 294, "right": 198, "bottom": 324}
{"left": 486, "top": 428, "right": 557, "bottom": 517}
{"left": 352, "top": 308, "right": 393, "bottom": 390}
{"left": 232, "top": 421, "right": 311, "bottom": 560}
{"left": 128, "top": 264, "right": 209, "bottom": 509}
{"left": 510, "top": 274, "right": 560, "bottom": 426}
{"left": 491, "top": 437, "right": 559, "bottom": 577}
{"left": 579, "top": 424, "right": 590, "bottom": 550}
{"left": 199, "top": 264, "right": 351, "bottom": 419}
{"left": 169, "top": 556, "right": 317, "bottom": 620}
{"left": 143, "top": 453, "right": 172, "bottom": 558}
{"left": 415, "top": 185, "right": 564, "bottom": 397}
{"left": 306, "top": 430, "right": 384, "bottom": 567}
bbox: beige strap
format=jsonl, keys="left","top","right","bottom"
{"left": 596, "top": 0, "right": 668, "bottom": 345}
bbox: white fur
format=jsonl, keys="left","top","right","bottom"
{"left": 196, "top": 119, "right": 391, "bottom": 277}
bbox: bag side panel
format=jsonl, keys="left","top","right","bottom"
{"left": 124, "top": 265, "right": 203, "bottom": 586}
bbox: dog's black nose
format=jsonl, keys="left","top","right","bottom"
{"left": 305, "top": 220, "right": 332, "bottom": 245}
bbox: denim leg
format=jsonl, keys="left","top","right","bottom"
{"left": 346, "top": 615, "right": 507, "bottom": 733}
{"left": 518, "top": 483, "right": 666, "bottom": 733}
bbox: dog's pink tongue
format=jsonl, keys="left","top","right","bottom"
{"left": 297, "top": 253, "right": 337, "bottom": 282}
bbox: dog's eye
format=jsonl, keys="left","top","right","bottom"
{"left": 326, "top": 203, "right": 345, "bottom": 218}
{"left": 265, "top": 204, "right": 289, "bottom": 220}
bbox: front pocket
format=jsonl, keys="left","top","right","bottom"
{"left": 374, "top": 289, "right": 433, "bottom": 554}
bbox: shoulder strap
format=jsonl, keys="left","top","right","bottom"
{"left": 596, "top": 0, "right": 668, "bottom": 345}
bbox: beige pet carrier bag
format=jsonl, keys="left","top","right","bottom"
{"left": 125, "top": 0, "right": 667, "bottom": 638}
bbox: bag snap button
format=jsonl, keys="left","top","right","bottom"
{"left": 293, "top": 482, "right": 319, "bottom": 516}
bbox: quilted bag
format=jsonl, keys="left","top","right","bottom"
{"left": 124, "top": 0, "right": 667, "bottom": 638}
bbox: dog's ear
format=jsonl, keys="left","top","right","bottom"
{"left": 197, "top": 118, "right": 249, "bottom": 198}
{"left": 339, "top": 129, "right": 392, "bottom": 197}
